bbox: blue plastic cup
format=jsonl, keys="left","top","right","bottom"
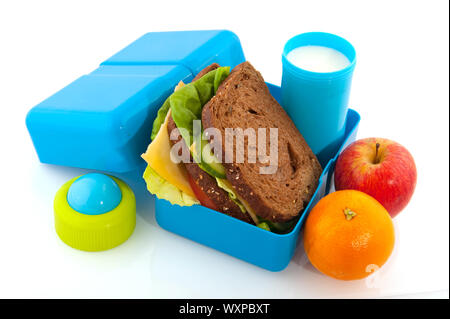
{"left": 281, "top": 32, "right": 356, "bottom": 166}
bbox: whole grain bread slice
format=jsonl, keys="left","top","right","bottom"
{"left": 202, "top": 61, "right": 322, "bottom": 223}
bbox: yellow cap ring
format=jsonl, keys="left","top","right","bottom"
{"left": 54, "top": 175, "right": 136, "bottom": 252}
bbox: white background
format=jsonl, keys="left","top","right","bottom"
{"left": 0, "top": 0, "right": 448, "bottom": 298}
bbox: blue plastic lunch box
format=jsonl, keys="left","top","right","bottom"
{"left": 26, "top": 31, "right": 245, "bottom": 173}
{"left": 156, "top": 93, "right": 360, "bottom": 272}
{"left": 26, "top": 30, "right": 360, "bottom": 271}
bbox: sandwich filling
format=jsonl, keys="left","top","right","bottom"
{"left": 142, "top": 66, "right": 232, "bottom": 205}
{"left": 142, "top": 65, "right": 299, "bottom": 233}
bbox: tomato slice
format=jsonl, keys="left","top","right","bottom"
{"left": 187, "top": 174, "right": 217, "bottom": 211}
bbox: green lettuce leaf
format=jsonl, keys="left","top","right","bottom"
{"left": 150, "top": 67, "right": 230, "bottom": 143}
{"left": 150, "top": 98, "right": 171, "bottom": 141}
{"left": 143, "top": 166, "right": 199, "bottom": 206}
{"left": 256, "top": 216, "right": 298, "bottom": 234}
{"left": 171, "top": 66, "right": 230, "bottom": 146}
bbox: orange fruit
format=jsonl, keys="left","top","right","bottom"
{"left": 303, "top": 190, "right": 395, "bottom": 281}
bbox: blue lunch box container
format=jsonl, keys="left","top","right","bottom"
{"left": 155, "top": 83, "right": 360, "bottom": 272}
{"left": 26, "top": 30, "right": 245, "bottom": 173}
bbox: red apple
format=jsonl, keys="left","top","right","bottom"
{"left": 334, "top": 137, "right": 417, "bottom": 218}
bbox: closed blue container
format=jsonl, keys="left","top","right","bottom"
{"left": 26, "top": 30, "right": 245, "bottom": 173}
{"left": 155, "top": 83, "right": 360, "bottom": 272}
{"left": 281, "top": 32, "right": 356, "bottom": 167}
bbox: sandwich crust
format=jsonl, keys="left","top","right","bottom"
{"left": 202, "top": 61, "right": 322, "bottom": 223}
{"left": 192, "top": 63, "right": 220, "bottom": 81}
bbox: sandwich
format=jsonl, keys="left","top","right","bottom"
{"left": 142, "top": 61, "right": 322, "bottom": 233}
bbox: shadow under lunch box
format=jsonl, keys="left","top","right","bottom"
{"left": 156, "top": 84, "right": 360, "bottom": 272}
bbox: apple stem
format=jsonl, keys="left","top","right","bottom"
{"left": 344, "top": 208, "right": 357, "bottom": 221}
{"left": 374, "top": 142, "right": 381, "bottom": 164}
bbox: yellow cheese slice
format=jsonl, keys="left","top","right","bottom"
{"left": 141, "top": 109, "right": 195, "bottom": 198}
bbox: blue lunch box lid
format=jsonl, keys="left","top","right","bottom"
{"left": 26, "top": 30, "right": 246, "bottom": 173}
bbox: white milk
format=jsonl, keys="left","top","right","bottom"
{"left": 286, "top": 45, "right": 350, "bottom": 73}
